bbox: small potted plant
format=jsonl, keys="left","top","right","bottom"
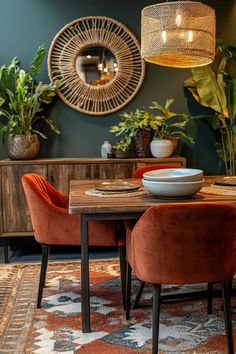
{"left": 0, "top": 44, "right": 60, "bottom": 159}
{"left": 112, "top": 137, "right": 133, "bottom": 158}
{"left": 149, "top": 99, "right": 194, "bottom": 157}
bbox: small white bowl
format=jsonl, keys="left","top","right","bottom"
{"left": 142, "top": 178, "right": 204, "bottom": 198}
{"left": 143, "top": 168, "right": 203, "bottom": 182}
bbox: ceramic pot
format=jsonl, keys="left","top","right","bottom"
{"left": 114, "top": 149, "right": 132, "bottom": 159}
{"left": 7, "top": 134, "right": 40, "bottom": 160}
{"left": 101, "top": 141, "right": 112, "bottom": 158}
{"left": 150, "top": 138, "right": 174, "bottom": 158}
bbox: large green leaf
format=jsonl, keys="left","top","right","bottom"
{"left": 30, "top": 44, "right": 46, "bottom": 78}
{"left": 192, "top": 65, "right": 228, "bottom": 115}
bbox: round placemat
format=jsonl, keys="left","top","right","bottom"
{"left": 201, "top": 184, "right": 236, "bottom": 196}
{"left": 85, "top": 188, "right": 150, "bottom": 198}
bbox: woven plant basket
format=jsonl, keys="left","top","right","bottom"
{"left": 134, "top": 130, "right": 152, "bottom": 157}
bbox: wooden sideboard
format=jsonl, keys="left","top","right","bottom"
{"left": 0, "top": 156, "right": 186, "bottom": 261}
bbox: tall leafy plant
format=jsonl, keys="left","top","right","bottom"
{"left": 149, "top": 98, "right": 194, "bottom": 143}
{"left": 0, "top": 44, "right": 60, "bottom": 143}
{"left": 184, "top": 39, "right": 236, "bottom": 175}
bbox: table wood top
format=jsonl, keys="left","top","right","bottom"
{"left": 69, "top": 177, "right": 236, "bottom": 214}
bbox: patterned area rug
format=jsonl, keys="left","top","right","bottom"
{"left": 0, "top": 259, "right": 235, "bottom": 353}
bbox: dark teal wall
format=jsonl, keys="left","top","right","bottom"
{"left": 0, "top": 0, "right": 235, "bottom": 174}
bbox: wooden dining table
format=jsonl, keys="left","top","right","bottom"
{"left": 69, "top": 176, "right": 236, "bottom": 333}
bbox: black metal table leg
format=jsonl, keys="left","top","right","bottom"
{"left": 81, "top": 214, "right": 90, "bottom": 333}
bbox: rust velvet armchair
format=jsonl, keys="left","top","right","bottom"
{"left": 125, "top": 202, "right": 236, "bottom": 354}
{"left": 132, "top": 163, "right": 182, "bottom": 178}
{"left": 22, "top": 173, "right": 125, "bottom": 309}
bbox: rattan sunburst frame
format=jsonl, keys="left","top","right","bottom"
{"left": 48, "top": 16, "right": 145, "bottom": 116}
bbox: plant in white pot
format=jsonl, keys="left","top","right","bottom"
{"left": 149, "top": 99, "right": 194, "bottom": 157}
{"left": 0, "top": 44, "right": 60, "bottom": 159}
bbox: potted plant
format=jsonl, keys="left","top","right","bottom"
{"left": 112, "top": 137, "right": 133, "bottom": 158}
{"left": 184, "top": 39, "right": 236, "bottom": 176}
{"left": 0, "top": 44, "right": 60, "bottom": 160}
{"left": 110, "top": 109, "right": 161, "bottom": 157}
{"left": 148, "top": 98, "right": 194, "bottom": 157}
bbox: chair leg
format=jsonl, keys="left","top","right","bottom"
{"left": 125, "top": 262, "right": 132, "bottom": 320}
{"left": 152, "top": 284, "right": 161, "bottom": 354}
{"left": 221, "top": 279, "right": 234, "bottom": 354}
{"left": 132, "top": 281, "right": 145, "bottom": 309}
{"left": 37, "top": 244, "right": 50, "bottom": 309}
{"left": 3, "top": 237, "right": 9, "bottom": 264}
{"left": 207, "top": 282, "right": 213, "bottom": 314}
{"left": 118, "top": 245, "right": 126, "bottom": 310}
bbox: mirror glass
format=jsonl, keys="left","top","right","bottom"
{"left": 48, "top": 16, "right": 145, "bottom": 116}
{"left": 76, "top": 46, "right": 118, "bottom": 86}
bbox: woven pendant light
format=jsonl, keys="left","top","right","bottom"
{"left": 141, "top": 1, "right": 216, "bottom": 68}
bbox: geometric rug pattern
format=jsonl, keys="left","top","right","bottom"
{"left": 0, "top": 259, "right": 235, "bottom": 353}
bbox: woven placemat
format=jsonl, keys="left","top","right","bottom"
{"left": 85, "top": 187, "right": 150, "bottom": 198}
{"left": 201, "top": 184, "right": 236, "bottom": 196}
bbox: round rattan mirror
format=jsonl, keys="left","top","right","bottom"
{"left": 48, "top": 16, "right": 145, "bottom": 116}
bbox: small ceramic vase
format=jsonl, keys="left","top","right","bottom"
{"left": 101, "top": 141, "right": 112, "bottom": 158}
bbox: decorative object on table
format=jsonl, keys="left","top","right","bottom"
{"left": 101, "top": 141, "right": 112, "bottom": 158}
{"left": 184, "top": 39, "right": 236, "bottom": 176}
{"left": 48, "top": 16, "right": 145, "bottom": 116}
{"left": 143, "top": 178, "right": 203, "bottom": 198}
{"left": 141, "top": 1, "right": 216, "bottom": 68}
{"left": 94, "top": 180, "right": 140, "bottom": 192}
{"left": 143, "top": 168, "right": 203, "bottom": 182}
{"left": 0, "top": 44, "right": 60, "bottom": 160}
{"left": 142, "top": 167, "right": 204, "bottom": 198}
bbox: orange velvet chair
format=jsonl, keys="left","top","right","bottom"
{"left": 132, "top": 163, "right": 182, "bottom": 178}
{"left": 131, "top": 163, "right": 183, "bottom": 306}
{"left": 22, "top": 173, "right": 125, "bottom": 308}
{"left": 125, "top": 203, "right": 236, "bottom": 354}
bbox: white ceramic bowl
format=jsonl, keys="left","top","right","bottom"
{"left": 142, "top": 178, "right": 204, "bottom": 198}
{"left": 143, "top": 168, "right": 203, "bottom": 182}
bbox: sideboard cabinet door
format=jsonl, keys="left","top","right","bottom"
{"left": 48, "top": 164, "right": 92, "bottom": 194}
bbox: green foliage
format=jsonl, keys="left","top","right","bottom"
{"left": 184, "top": 39, "right": 236, "bottom": 176}
{"left": 0, "top": 44, "right": 60, "bottom": 143}
{"left": 110, "top": 99, "right": 193, "bottom": 148}
{"left": 110, "top": 109, "right": 161, "bottom": 138}
{"left": 112, "top": 137, "right": 132, "bottom": 152}
{"left": 149, "top": 99, "right": 194, "bottom": 143}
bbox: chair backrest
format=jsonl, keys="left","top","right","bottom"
{"left": 22, "top": 173, "right": 68, "bottom": 209}
{"left": 130, "top": 202, "right": 236, "bottom": 285}
{"left": 132, "top": 164, "right": 182, "bottom": 178}
{"left": 21, "top": 173, "right": 81, "bottom": 245}
{"left": 22, "top": 173, "right": 120, "bottom": 247}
